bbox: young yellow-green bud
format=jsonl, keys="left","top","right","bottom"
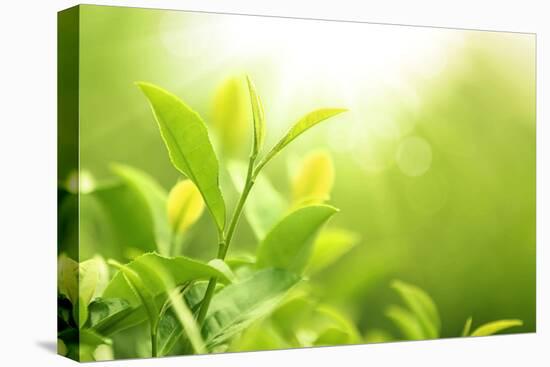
{"left": 212, "top": 76, "right": 250, "bottom": 157}
{"left": 291, "top": 151, "right": 335, "bottom": 205}
{"left": 167, "top": 180, "right": 205, "bottom": 235}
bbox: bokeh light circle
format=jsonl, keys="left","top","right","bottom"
{"left": 396, "top": 136, "right": 432, "bottom": 176}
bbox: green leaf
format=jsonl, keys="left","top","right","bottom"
{"left": 259, "top": 108, "right": 347, "bottom": 169}
{"left": 79, "top": 256, "right": 109, "bottom": 306}
{"left": 256, "top": 205, "right": 338, "bottom": 274}
{"left": 203, "top": 268, "right": 300, "bottom": 348}
{"left": 228, "top": 320, "right": 288, "bottom": 352}
{"left": 166, "top": 286, "right": 206, "bottom": 354}
{"left": 208, "top": 259, "right": 237, "bottom": 283}
{"left": 154, "top": 279, "right": 206, "bottom": 356}
{"left": 270, "top": 295, "right": 360, "bottom": 347}
{"left": 312, "top": 305, "right": 361, "bottom": 346}
{"left": 462, "top": 317, "right": 473, "bottom": 337}
{"left": 58, "top": 254, "right": 78, "bottom": 304}
{"left": 390, "top": 280, "right": 441, "bottom": 339}
{"left": 291, "top": 150, "right": 334, "bottom": 205}
{"left": 227, "top": 161, "right": 286, "bottom": 240}
{"left": 58, "top": 294, "right": 75, "bottom": 330}
{"left": 87, "top": 298, "right": 133, "bottom": 335}
{"left": 470, "top": 319, "right": 523, "bottom": 337}
{"left": 225, "top": 253, "right": 256, "bottom": 270}
{"left": 111, "top": 164, "right": 171, "bottom": 255}
{"left": 88, "top": 296, "right": 165, "bottom": 336}
{"left": 137, "top": 82, "right": 226, "bottom": 231}
{"left": 306, "top": 228, "right": 359, "bottom": 274}
{"left": 385, "top": 305, "right": 425, "bottom": 340}
{"left": 246, "top": 76, "right": 265, "bottom": 157}
{"left": 270, "top": 294, "right": 315, "bottom": 344}
{"left": 157, "top": 310, "right": 181, "bottom": 356}
{"left": 90, "top": 183, "right": 158, "bottom": 260}
{"left": 107, "top": 260, "right": 158, "bottom": 331}
{"left": 103, "top": 253, "right": 227, "bottom": 307}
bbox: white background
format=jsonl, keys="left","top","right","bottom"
{"left": 0, "top": 0, "right": 546, "bottom": 366}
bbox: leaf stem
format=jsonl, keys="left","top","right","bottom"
{"left": 196, "top": 155, "right": 257, "bottom": 327}
{"left": 151, "top": 330, "right": 158, "bottom": 357}
{"left": 220, "top": 156, "right": 256, "bottom": 259}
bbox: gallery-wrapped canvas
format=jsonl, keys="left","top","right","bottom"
{"left": 57, "top": 4, "right": 536, "bottom": 362}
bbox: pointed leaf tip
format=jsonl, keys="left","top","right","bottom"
{"left": 137, "top": 81, "right": 226, "bottom": 231}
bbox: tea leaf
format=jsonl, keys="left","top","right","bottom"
{"left": 90, "top": 183, "right": 158, "bottom": 259}
{"left": 385, "top": 305, "right": 425, "bottom": 340}
{"left": 306, "top": 228, "right": 359, "bottom": 274}
{"left": 58, "top": 254, "right": 78, "bottom": 304}
{"left": 111, "top": 164, "right": 171, "bottom": 256}
{"left": 470, "top": 319, "right": 523, "bottom": 337}
{"left": 246, "top": 76, "right": 265, "bottom": 158}
{"left": 80, "top": 328, "right": 112, "bottom": 346}
{"left": 390, "top": 280, "right": 441, "bottom": 339}
{"left": 228, "top": 161, "right": 286, "bottom": 239}
{"left": 270, "top": 294, "right": 315, "bottom": 343}
{"left": 107, "top": 260, "right": 159, "bottom": 330}
{"left": 166, "top": 286, "right": 206, "bottom": 354}
{"left": 259, "top": 108, "right": 347, "bottom": 169}
{"left": 208, "top": 259, "right": 237, "bottom": 283}
{"left": 79, "top": 256, "right": 110, "bottom": 306}
{"left": 271, "top": 295, "right": 359, "bottom": 347}
{"left": 203, "top": 268, "right": 300, "bottom": 348}
{"left": 256, "top": 205, "right": 338, "bottom": 274}
{"left": 228, "top": 320, "right": 288, "bottom": 352}
{"left": 137, "top": 82, "right": 226, "bottom": 231}
{"left": 157, "top": 311, "right": 181, "bottom": 356}
{"left": 88, "top": 296, "right": 166, "bottom": 336}
{"left": 313, "top": 305, "right": 361, "bottom": 346}
{"left": 291, "top": 151, "right": 334, "bottom": 205}
{"left": 461, "top": 317, "right": 473, "bottom": 337}
{"left": 225, "top": 254, "right": 256, "bottom": 269}
{"left": 167, "top": 180, "right": 205, "bottom": 235}
{"left": 103, "top": 253, "right": 228, "bottom": 307}
{"left": 212, "top": 76, "right": 249, "bottom": 157}
{"left": 87, "top": 298, "right": 133, "bottom": 335}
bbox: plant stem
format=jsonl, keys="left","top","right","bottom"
{"left": 195, "top": 243, "right": 222, "bottom": 325}
{"left": 196, "top": 156, "right": 257, "bottom": 326}
{"left": 151, "top": 330, "right": 158, "bottom": 357}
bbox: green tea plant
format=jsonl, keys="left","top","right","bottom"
{"left": 57, "top": 76, "right": 523, "bottom": 361}
{"left": 57, "top": 76, "right": 349, "bottom": 360}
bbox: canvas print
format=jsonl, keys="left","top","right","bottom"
{"left": 57, "top": 5, "right": 536, "bottom": 362}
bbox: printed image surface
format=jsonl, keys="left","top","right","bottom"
{"left": 57, "top": 5, "right": 535, "bottom": 361}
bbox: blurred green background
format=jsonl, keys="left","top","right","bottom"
{"left": 73, "top": 5, "right": 535, "bottom": 340}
